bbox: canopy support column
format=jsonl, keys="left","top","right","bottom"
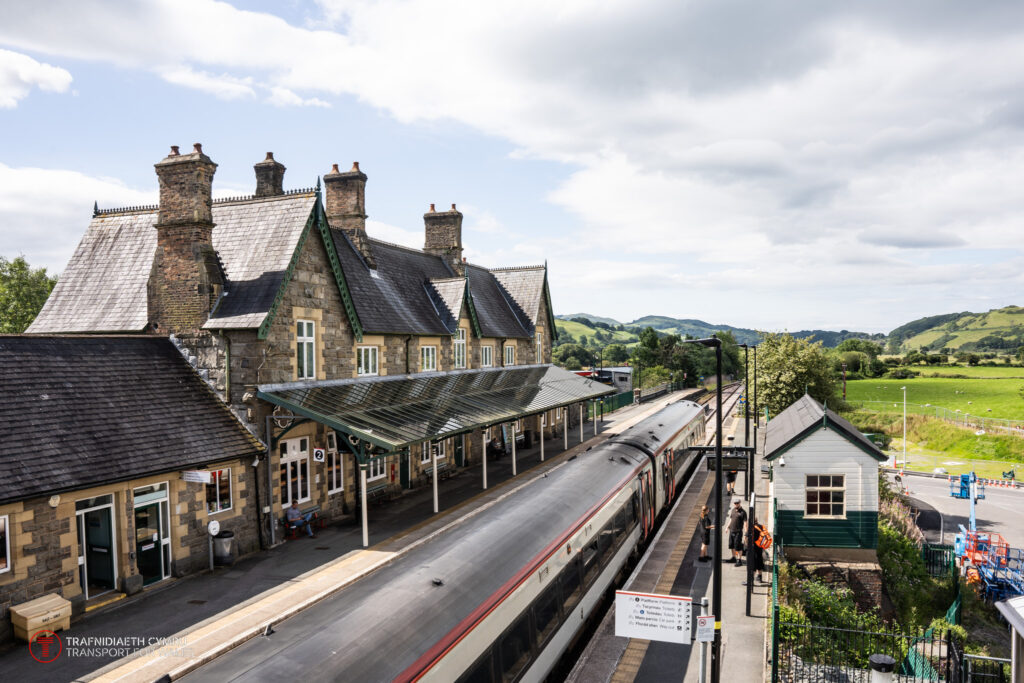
{"left": 563, "top": 408, "right": 568, "bottom": 451}
{"left": 593, "top": 401, "right": 598, "bottom": 436}
{"left": 539, "top": 414, "right": 545, "bottom": 462}
{"left": 579, "top": 403, "right": 584, "bottom": 443}
{"left": 482, "top": 431, "right": 488, "bottom": 490}
{"left": 432, "top": 442, "right": 439, "bottom": 514}
{"left": 512, "top": 423, "right": 517, "bottom": 476}
{"left": 360, "top": 463, "right": 369, "bottom": 548}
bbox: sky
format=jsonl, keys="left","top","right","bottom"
{"left": 2, "top": 1, "right": 1024, "bottom": 334}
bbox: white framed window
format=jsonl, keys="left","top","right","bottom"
{"left": 805, "top": 474, "right": 845, "bottom": 518}
{"left": 504, "top": 344, "right": 515, "bottom": 366}
{"left": 357, "top": 346, "right": 379, "bottom": 376}
{"left": 421, "top": 345, "right": 437, "bottom": 371}
{"left": 421, "top": 439, "right": 446, "bottom": 463}
{"left": 481, "top": 345, "right": 493, "bottom": 368}
{"left": 367, "top": 456, "right": 386, "bottom": 481}
{"left": 454, "top": 329, "right": 467, "bottom": 369}
{"left": 296, "top": 320, "right": 316, "bottom": 379}
{"left": 206, "top": 469, "right": 232, "bottom": 514}
{"left": 326, "top": 432, "right": 343, "bottom": 493}
{"left": 535, "top": 330, "right": 543, "bottom": 362}
{"left": 280, "top": 437, "right": 311, "bottom": 505}
{"left": 0, "top": 515, "right": 9, "bottom": 574}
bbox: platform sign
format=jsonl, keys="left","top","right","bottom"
{"left": 695, "top": 615, "right": 715, "bottom": 642}
{"left": 615, "top": 590, "right": 691, "bottom": 644}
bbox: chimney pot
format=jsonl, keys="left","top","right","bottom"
{"left": 254, "top": 152, "right": 286, "bottom": 197}
{"left": 429, "top": 203, "right": 436, "bottom": 212}
{"left": 451, "top": 203, "right": 457, "bottom": 211}
{"left": 193, "top": 143, "right": 203, "bottom": 154}
{"left": 462, "top": 257, "right": 467, "bottom": 263}
{"left": 424, "top": 203, "right": 463, "bottom": 274}
{"left": 170, "top": 145, "right": 180, "bottom": 156}
{"left": 324, "top": 160, "right": 373, "bottom": 267}
{"left": 331, "top": 163, "right": 340, "bottom": 173}
{"left": 265, "top": 152, "right": 274, "bottom": 160}
{"left": 351, "top": 162, "right": 360, "bottom": 172}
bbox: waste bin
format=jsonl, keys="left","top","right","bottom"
{"left": 213, "top": 530, "right": 235, "bottom": 566}
{"left": 523, "top": 430, "right": 533, "bottom": 449}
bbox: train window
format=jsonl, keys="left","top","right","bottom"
{"left": 614, "top": 506, "right": 628, "bottom": 544}
{"left": 561, "top": 555, "right": 583, "bottom": 615}
{"left": 457, "top": 649, "right": 495, "bottom": 683}
{"left": 582, "top": 538, "right": 601, "bottom": 586}
{"left": 498, "top": 613, "right": 533, "bottom": 682}
{"left": 533, "top": 582, "right": 561, "bottom": 649}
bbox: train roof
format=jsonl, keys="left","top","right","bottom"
{"left": 609, "top": 399, "right": 704, "bottom": 456}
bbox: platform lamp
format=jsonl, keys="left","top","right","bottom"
{"left": 739, "top": 343, "right": 751, "bottom": 498}
{"left": 681, "top": 336, "right": 724, "bottom": 683}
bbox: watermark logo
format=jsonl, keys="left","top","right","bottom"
{"left": 29, "top": 630, "right": 63, "bottom": 663}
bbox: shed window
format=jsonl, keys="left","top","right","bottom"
{"left": 805, "top": 474, "right": 845, "bottom": 518}
{"left": 0, "top": 515, "right": 8, "bottom": 574}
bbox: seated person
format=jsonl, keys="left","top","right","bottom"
{"left": 285, "top": 500, "right": 316, "bottom": 538}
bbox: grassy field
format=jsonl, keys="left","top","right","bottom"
{"left": 845, "top": 377, "right": 1024, "bottom": 420}
{"left": 915, "top": 365, "right": 1024, "bottom": 378}
{"left": 883, "top": 440, "right": 1020, "bottom": 479}
{"left": 555, "top": 319, "right": 636, "bottom": 343}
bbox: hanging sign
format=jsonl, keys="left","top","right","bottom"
{"left": 695, "top": 615, "right": 715, "bottom": 642}
{"left": 182, "top": 470, "right": 212, "bottom": 484}
{"left": 615, "top": 590, "right": 692, "bottom": 644}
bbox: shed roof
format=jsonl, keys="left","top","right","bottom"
{"left": 258, "top": 364, "right": 614, "bottom": 452}
{"left": 996, "top": 595, "right": 1024, "bottom": 635}
{"left": 0, "top": 335, "right": 263, "bottom": 505}
{"left": 27, "top": 193, "right": 317, "bottom": 334}
{"left": 764, "top": 394, "right": 885, "bottom": 462}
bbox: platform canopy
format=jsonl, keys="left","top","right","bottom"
{"left": 258, "top": 364, "right": 616, "bottom": 452}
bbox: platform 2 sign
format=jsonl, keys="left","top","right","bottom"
{"left": 614, "top": 590, "right": 692, "bottom": 644}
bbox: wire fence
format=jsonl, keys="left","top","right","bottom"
{"left": 849, "top": 400, "right": 1024, "bottom": 436}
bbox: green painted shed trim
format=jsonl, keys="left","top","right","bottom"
{"left": 776, "top": 509, "right": 878, "bottom": 549}
{"left": 463, "top": 279, "right": 483, "bottom": 339}
{"left": 313, "top": 197, "right": 364, "bottom": 342}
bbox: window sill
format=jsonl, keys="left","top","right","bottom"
{"left": 803, "top": 514, "right": 847, "bottom": 520}
{"left": 208, "top": 508, "right": 233, "bottom": 516}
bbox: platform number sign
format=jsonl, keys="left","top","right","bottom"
{"left": 313, "top": 448, "right": 326, "bottom": 462}
{"left": 614, "top": 590, "right": 692, "bottom": 644}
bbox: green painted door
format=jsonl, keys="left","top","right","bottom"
{"left": 400, "top": 450, "right": 410, "bottom": 489}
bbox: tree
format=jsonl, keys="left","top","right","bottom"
{"left": 552, "top": 343, "right": 595, "bottom": 369}
{"left": 755, "top": 332, "right": 837, "bottom": 415}
{"left": 836, "top": 338, "right": 882, "bottom": 360}
{"left": 604, "top": 344, "right": 629, "bottom": 363}
{"left": 0, "top": 255, "right": 57, "bottom": 333}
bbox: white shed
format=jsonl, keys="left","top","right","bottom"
{"left": 765, "top": 395, "right": 886, "bottom": 562}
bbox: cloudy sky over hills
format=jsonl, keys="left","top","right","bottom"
{"left": 2, "top": 1, "right": 1023, "bottom": 332}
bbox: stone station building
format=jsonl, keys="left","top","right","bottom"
{"left": 19, "top": 143, "right": 609, "bottom": 588}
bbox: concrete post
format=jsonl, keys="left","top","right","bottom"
{"left": 563, "top": 408, "right": 568, "bottom": 451}
{"left": 540, "top": 414, "right": 545, "bottom": 461}
{"left": 360, "top": 463, "right": 369, "bottom": 547}
{"left": 482, "top": 431, "right": 488, "bottom": 490}
{"left": 512, "top": 423, "right": 517, "bottom": 476}
{"left": 432, "top": 442, "right": 439, "bottom": 514}
{"left": 579, "top": 404, "right": 583, "bottom": 443}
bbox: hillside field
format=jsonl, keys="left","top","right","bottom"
{"left": 555, "top": 319, "right": 635, "bottom": 343}
{"left": 913, "top": 365, "right": 1024, "bottom": 378}
{"left": 845, "top": 377, "right": 1024, "bottom": 420}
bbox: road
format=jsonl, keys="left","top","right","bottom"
{"left": 887, "top": 472, "right": 1024, "bottom": 549}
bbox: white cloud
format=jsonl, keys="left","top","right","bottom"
{"left": 0, "top": 48, "right": 71, "bottom": 108}
{"left": 266, "top": 86, "right": 330, "bottom": 108}
{"left": 159, "top": 66, "right": 255, "bottom": 100}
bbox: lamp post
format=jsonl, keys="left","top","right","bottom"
{"left": 739, "top": 344, "right": 750, "bottom": 449}
{"left": 901, "top": 385, "right": 907, "bottom": 470}
{"left": 682, "top": 337, "right": 723, "bottom": 683}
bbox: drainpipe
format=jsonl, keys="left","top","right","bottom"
{"left": 405, "top": 335, "right": 412, "bottom": 374}
{"left": 219, "top": 331, "right": 231, "bottom": 403}
{"left": 265, "top": 415, "right": 276, "bottom": 546}
{"left": 499, "top": 338, "right": 506, "bottom": 366}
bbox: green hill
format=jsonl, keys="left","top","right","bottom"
{"left": 556, "top": 312, "right": 623, "bottom": 327}
{"left": 894, "top": 306, "right": 1024, "bottom": 352}
{"left": 555, "top": 318, "right": 637, "bottom": 344}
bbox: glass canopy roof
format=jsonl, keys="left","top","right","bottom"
{"left": 258, "top": 364, "right": 617, "bottom": 451}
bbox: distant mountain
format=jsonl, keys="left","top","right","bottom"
{"left": 556, "top": 313, "right": 624, "bottom": 327}
{"left": 625, "top": 315, "right": 762, "bottom": 346}
{"left": 893, "top": 306, "right": 1024, "bottom": 352}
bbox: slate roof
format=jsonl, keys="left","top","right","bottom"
{"left": 0, "top": 335, "right": 264, "bottom": 505}
{"left": 764, "top": 394, "right": 885, "bottom": 461}
{"left": 466, "top": 264, "right": 532, "bottom": 338}
{"left": 492, "top": 266, "right": 546, "bottom": 328}
{"left": 27, "top": 193, "right": 317, "bottom": 334}
{"left": 425, "top": 277, "right": 467, "bottom": 333}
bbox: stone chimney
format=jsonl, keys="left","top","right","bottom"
{"left": 254, "top": 152, "right": 285, "bottom": 197}
{"left": 324, "top": 162, "right": 375, "bottom": 268}
{"left": 424, "top": 203, "right": 464, "bottom": 275}
{"left": 148, "top": 143, "right": 223, "bottom": 334}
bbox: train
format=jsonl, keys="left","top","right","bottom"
{"left": 183, "top": 399, "right": 707, "bottom": 683}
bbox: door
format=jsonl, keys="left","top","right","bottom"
{"left": 400, "top": 450, "right": 410, "bottom": 489}
{"left": 454, "top": 435, "right": 465, "bottom": 468}
{"left": 134, "top": 503, "right": 164, "bottom": 586}
{"left": 78, "top": 507, "right": 116, "bottom": 598}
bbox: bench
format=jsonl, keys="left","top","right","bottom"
{"left": 281, "top": 504, "right": 325, "bottom": 539}
{"left": 421, "top": 462, "right": 450, "bottom": 485}
{"left": 365, "top": 481, "right": 394, "bottom": 504}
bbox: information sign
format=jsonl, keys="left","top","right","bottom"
{"left": 313, "top": 448, "right": 326, "bottom": 462}
{"left": 695, "top": 615, "right": 715, "bottom": 642}
{"left": 182, "top": 470, "right": 212, "bottom": 484}
{"left": 614, "top": 590, "right": 691, "bottom": 644}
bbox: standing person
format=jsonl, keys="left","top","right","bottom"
{"left": 697, "top": 505, "right": 714, "bottom": 561}
{"left": 743, "top": 518, "right": 769, "bottom": 585}
{"left": 725, "top": 469, "right": 737, "bottom": 495}
{"left": 726, "top": 498, "right": 747, "bottom": 565}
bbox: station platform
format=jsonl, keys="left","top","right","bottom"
{"left": 0, "top": 392, "right": 698, "bottom": 683}
{"left": 568, "top": 413, "right": 771, "bottom": 683}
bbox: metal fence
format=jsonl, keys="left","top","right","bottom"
{"left": 849, "top": 400, "right": 1024, "bottom": 436}
{"left": 923, "top": 544, "right": 957, "bottom": 581}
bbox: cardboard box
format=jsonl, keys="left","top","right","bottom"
{"left": 10, "top": 593, "right": 72, "bottom": 642}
